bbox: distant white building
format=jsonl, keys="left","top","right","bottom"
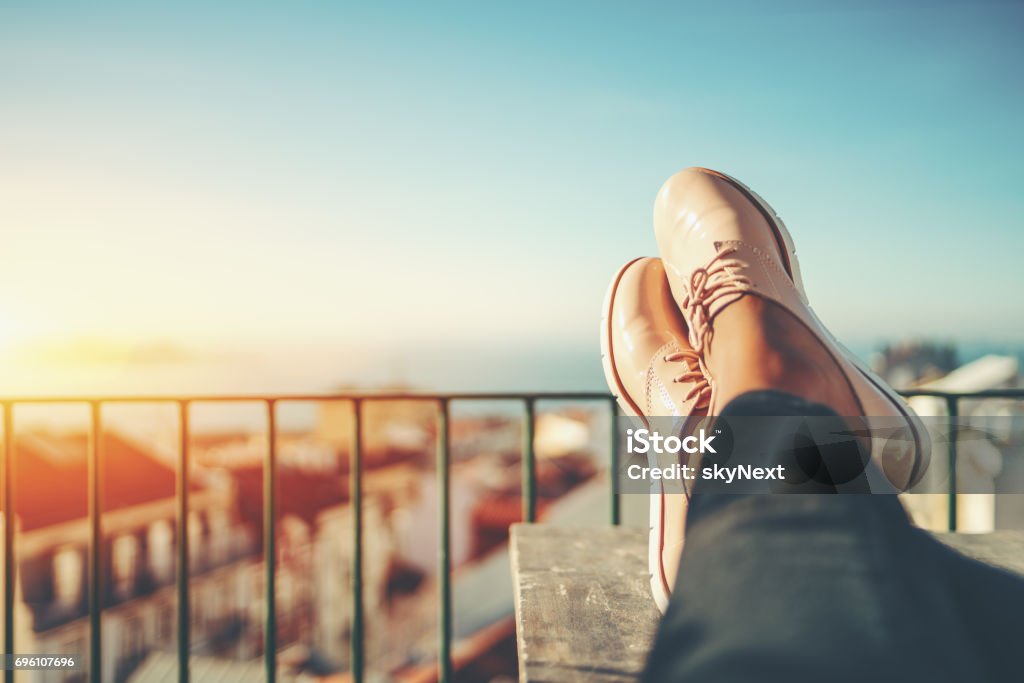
{"left": 905, "top": 355, "right": 1021, "bottom": 532}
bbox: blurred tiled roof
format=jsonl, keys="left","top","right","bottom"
{"left": 14, "top": 431, "right": 194, "bottom": 532}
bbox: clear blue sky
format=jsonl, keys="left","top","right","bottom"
{"left": 1, "top": 0, "right": 1022, "bottom": 391}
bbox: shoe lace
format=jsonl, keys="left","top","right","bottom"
{"left": 662, "top": 347, "right": 712, "bottom": 410}
{"left": 679, "top": 246, "right": 753, "bottom": 354}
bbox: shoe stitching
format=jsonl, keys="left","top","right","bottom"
{"left": 651, "top": 373, "right": 679, "bottom": 417}
{"left": 715, "top": 239, "right": 791, "bottom": 301}
{"left": 652, "top": 340, "right": 711, "bottom": 412}
{"left": 644, "top": 365, "right": 655, "bottom": 416}
{"left": 647, "top": 341, "right": 675, "bottom": 415}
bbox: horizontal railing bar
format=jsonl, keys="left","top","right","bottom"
{"left": 0, "top": 392, "right": 617, "bottom": 404}
{"left": 898, "top": 389, "right": 1024, "bottom": 399}
{"left": 0, "top": 389, "right": 1020, "bottom": 405}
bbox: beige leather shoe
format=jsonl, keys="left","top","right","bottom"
{"left": 601, "top": 257, "right": 707, "bottom": 612}
{"left": 653, "top": 167, "right": 928, "bottom": 490}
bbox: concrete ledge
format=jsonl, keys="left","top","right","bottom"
{"left": 511, "top": 524, "right": 1024, "bottom": 683}
{"left": 511, "top": 525, "right": 658, "bottom": 683}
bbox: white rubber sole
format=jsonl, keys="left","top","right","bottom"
{"left": 600, "top": 258, "right": 675, "bottom": 612}
{"left": 600, "top": 257, "right": 648, "bottom": 421}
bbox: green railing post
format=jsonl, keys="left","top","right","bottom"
{"left": 264, "top": 400, "right": 278, "bottom": 683}
{"left": 2, "top": 403, "right": 14, "bottom": 683}
{"left": 177, "top": 401, "right": 191, "bottom": 683}
{"left": 350, "top": 400, "right": 364, "bottom": 683}
{"left": 522, "top": 399, "right": 536, "bottom": 523}
{"left": 609, "top": 398, "right": 620, "bottom": 526}
{"left": 88, "top": 401, "right": 102, "bottom": 682}
{"left": 437, "top": 399, "right": 453, "bottom": 683}
{"left": 946, "top": 396, "right": 959, "bottom": 532}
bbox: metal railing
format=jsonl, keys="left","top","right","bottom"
{"left": 899, "top": 389, "right": 1024, "bottom": 532}
{"left": 1, "top": 388, "right": 1021, "bottom": 683}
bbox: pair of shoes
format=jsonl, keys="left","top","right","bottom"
{"left": 601, "top": 167, "right": 929, "bottom": 612}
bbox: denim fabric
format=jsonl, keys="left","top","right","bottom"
{"left": 642, "top": 390, "right": 1024, "bottom": 683}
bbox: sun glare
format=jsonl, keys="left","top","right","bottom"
{"left": 0, "top": 313, "right": 21, "bottom": 354}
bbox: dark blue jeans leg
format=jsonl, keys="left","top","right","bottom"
{"left": 641, "top": 390, "right": 1022, "bottom": 683}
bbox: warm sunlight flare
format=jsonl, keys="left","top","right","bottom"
{"left": 0, "top": 312, "right": 24, "bottom": 354}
